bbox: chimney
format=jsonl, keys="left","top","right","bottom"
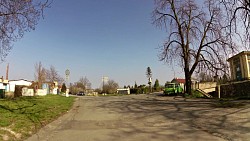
{"left": 6, "top": 63, "right": 9, "bottom": 80}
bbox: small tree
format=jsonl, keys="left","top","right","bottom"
{"left": 61, "top": 83, "right": 66, "bottom": 93}
{"left": 146, "top": 67, "right": 152, "bottom": 92}
{"left": 154, "top": 79, "right": 160, "bottom": 91}
{"left": 134, "top": 81, "right": 138, "bottom": 88}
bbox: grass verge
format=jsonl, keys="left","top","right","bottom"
{"left": 0, "top": 95, "right": 75, "bottom": 141}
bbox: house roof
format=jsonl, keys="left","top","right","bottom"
{"left": 227, "top": 51, "right": 250, "bottom": 62}
{"left": 171, "top": 78, "right": 185, "bottom": 84}
{"left": 9, "top": 79, "right": 32, "bottom": 82}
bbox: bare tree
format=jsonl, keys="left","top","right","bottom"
{"left": 197, "top": 72, "right": 214, "bottom": 82}
{"left": 46, "top": 65, "right": 64, "bottom": 84}
{"left": 103, "top": 80, "right": 119, "bottom": 94}
{"left": 70, "top": 76, "right": 92, "bottom": 94}
{"left": 221, "top": 0, "right": 250, "bottom": 49}
{"left": 153, "top": 0, "right": 235, "bottom": 95}
{"left": 34, "top": 61, "right": 46, "bottom": 89}
{"left": 0, "top": 0, "right": 52, "bottom": 60}
{"left": 78, "top": 76, "right": 92, "bottom": 90}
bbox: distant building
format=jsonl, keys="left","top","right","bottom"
{"left": 0, "top": 77, "right": 9, "bottom": 90}
{"left": 117, "top": 88, "right": 130, "bottom": 94}
{"left": 171, "top": 78, "right": 200, "bottom": 90}
{"left": 171, "top": 78, "right": 185, "bottom": 89}
{"left": 227, "top": 51, "right": 250, "bottom": 81}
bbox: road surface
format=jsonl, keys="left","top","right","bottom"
{"left": 26, "top": 94, "right": 250, "bottom": 141}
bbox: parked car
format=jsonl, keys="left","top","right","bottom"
{"left": 77, "top": 91, "right": 85, "bottom": 96}
{"left": 164, "top": 83, "right": 183, "bottom": 95}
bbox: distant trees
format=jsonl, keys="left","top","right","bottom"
{"left": 102, "top": 80, "right": 119, "bottom": 94}
{"left": 0, "top": 0, "right": 52, "bottom": 61}
{"left": 69, "top": 76, "right": 92, "bottom": 94}
{"left": 153, "top": 0, "right": 236, "bottom": 95}
{"left": 34, "top": 62, "right": 46, "bottom": 89}
{"left": 34, "top": 62, "right": 64, "bottom": 88}
{"left": 46, "top": 65, "right": 64, "bottom": 84}
{"left": 197, "top": 72, "right": 214, "bottom": 82}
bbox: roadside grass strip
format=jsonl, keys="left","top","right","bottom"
{"left": 0, "top": 95, "right": 75, "bottom": 141}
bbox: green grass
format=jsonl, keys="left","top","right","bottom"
{"left": 0, "top": 95, "right": 75, "bottom": 140}
{"left": 184, "top": 90, "right": 204, "bottom": 98}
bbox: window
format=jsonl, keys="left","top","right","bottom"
{"left": 234, "top": 57, "right": 242, "bottom": 80}
{"left": 247, "top": 54, "right": 250, "bottom": 60}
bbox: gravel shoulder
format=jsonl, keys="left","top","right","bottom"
{"left": 26, "top": 94, "right": 250, "bottom": 141}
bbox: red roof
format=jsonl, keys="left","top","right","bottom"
{"left": 171, "top": 78, "right": 185, "bottom": 84}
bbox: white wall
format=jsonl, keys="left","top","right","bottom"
{"left": 37, "top": 89, "right": 47, "bottom": 96}
{"left": 22, "top": 87, "right": 34, "bottom": 96}
{"left": 0, "top": 83, "right": 4, "bottom": 89}
{"left": 9, "top": 80, "right": 32, "bottom": 92}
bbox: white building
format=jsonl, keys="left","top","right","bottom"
{"left": 8, "top": 79, "right": 32, "bottom": 92}
{"left": 0, "top": 79, "right": 8, "bottom": 90}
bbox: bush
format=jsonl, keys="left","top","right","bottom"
{"left": 130, "top": 87, "right": 150, "bottom": 94}
{"left": 192, "top": 90, "right": 204, "bottom": 98}
{"left": 184, "top": 90, "right": 204, "bottom": 98}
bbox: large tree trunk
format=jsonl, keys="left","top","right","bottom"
{"left": 185, "top": 69, "right": 192, "bottom": 95}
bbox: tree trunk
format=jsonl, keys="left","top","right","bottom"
{"left": 185, "top": 70, "right": 192, "bottom": 95}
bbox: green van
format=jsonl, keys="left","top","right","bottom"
{"left": 164, "top": 83, "right": 183, "bottom": 95}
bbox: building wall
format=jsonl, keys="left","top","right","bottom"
{"left": 9, "top": 80, "right": 32, "bottom": 92}
{"left": 228, "top": 51, "right": 250, "bottom": 81}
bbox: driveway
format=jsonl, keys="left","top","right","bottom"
{"left": 26, "top": 94, "right": 250, "bottom": 141}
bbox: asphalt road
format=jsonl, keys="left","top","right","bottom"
{"left": 26, "top": 94, "right": 250, "bottom": 141}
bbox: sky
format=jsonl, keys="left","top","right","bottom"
{"left": 0, "top": 0, "right": 184, "bottom": 88}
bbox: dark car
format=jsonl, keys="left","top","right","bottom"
{"left": 77, "top": 91, "right": 85, "bottom": 96}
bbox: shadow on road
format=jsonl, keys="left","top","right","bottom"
{"left": 97, "top": 95, "right": 250, "bottom": 141}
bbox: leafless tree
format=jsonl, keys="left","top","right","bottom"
{"left": 78, "top": 76, "right": 92, "bottom": 90}
{"left": 103, "top": 80, "right": 119, "bottom": 94}
{"left": 221, "top": 0, "right": 250, "bottom": 49}
{"left": 70, "top": 77, "right": 92, "bottom": 94}
{"left": 197, "top": 72, "right": 214, "bottom": 82}
{"left": 153, "top": 0, "right": 236, "bottom": 95}
{"left": 46, "top": 65, "right": 64, "bottom": 84}
{"left": 34, "top": 61, "right": 46, "bottom": 89}
{"left": 0, "top": 0, "right": 52, "bottom": 61}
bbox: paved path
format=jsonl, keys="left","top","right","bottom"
{"left": 26, "top": 94, "right": 250, "bottom": 141}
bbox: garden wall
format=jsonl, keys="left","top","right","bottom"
{"left": 219, "top": 80, "right": 250, "bottom": 98}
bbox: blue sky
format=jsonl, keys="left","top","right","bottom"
{"left": 0, "top": 0, "right": 184, "bottom": 88}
